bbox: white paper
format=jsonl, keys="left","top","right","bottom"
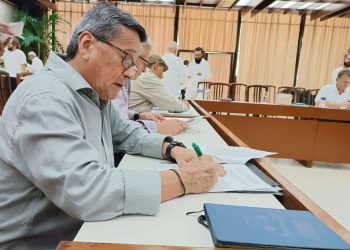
{"left": 0, "top": 21, "right": 24, "bottom": 42}
{"left": 155, "top": 163, "right": 281, "bottom": 193}
{"left": 203, "top": 145, "right": 275, "bottom": 164}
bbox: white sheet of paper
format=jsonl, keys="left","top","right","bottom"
{"left": 203, "top": 145, "right": 275, "bottom": 164}
{"left": 155, "top": 163, "right": 281, "bottom": 193}
{"left": 0, "top": 21, "right": 24, "bottom": 42}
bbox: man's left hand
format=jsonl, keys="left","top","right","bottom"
{"left": 171, "top": 147, "right": 198, "bottom": 167}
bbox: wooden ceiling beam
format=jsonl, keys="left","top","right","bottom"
{"left": 320, "top": 5, "right": 350, "bottom": 21}
{"left": 228, "top": 0, "right": 240, "bottom": 10}
{"left": 251, "top": 0, "right": 275, "bottom": 17}
{"left": 36, "top": 0, "right": 57, "bottom": 10}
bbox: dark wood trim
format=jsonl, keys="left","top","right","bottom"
{"left": 231, "top": 10, "right": 241, "bottom": 83}
{"left": 173, "top": 5, "right": 180, "bottom": 42}
{"left": 293, "top": 14, "right": 306, "bottom": 87}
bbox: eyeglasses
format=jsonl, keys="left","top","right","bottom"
{"left": 87, "top": 31, "right": 138, "bottom": 74}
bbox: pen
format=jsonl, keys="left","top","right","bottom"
{"left": 192, "top": 142, "right": 203, "bottom": 157}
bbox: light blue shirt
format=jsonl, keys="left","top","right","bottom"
{"left": 0, "top": 52, "right": 165, "bottom": 249}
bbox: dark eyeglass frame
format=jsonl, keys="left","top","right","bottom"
{"left": 81, "top": 31, "right": 138, "bottom": 73}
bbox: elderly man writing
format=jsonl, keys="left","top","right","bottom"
{"left": 0, "top": 4, "right": 224, "bottom": 250}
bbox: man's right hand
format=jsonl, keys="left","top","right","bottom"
{"left": 157, "top": 119, "right": 187, "bottom": 135}
{"left": 177, "top": 155, "right": 226, "bottom": 194}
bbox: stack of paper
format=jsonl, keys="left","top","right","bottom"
{"left": 0, "top": 22, "right": 24, "bottom": 42}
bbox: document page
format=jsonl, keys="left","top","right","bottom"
{"left": 202, "top": 145, "right": 275, "bottom": 164}
{"left": 155, "top": 163, "right": 281, "bottom": 193}
{"left": 0, "top": 21, "right": 24, "bottom": 42}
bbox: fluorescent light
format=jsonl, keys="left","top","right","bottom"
{"left": 297, "top": 2, "right": 314, "bottom": 10}
{"left": 315, "top": 3, "right": 330, "bottom": 10}
{"left": 269, "top": 0, "right": 282, "bottom": 8}
{"left": 281, "top": 1, "right": 298, "bottom": 9}
{"left": 236, "top": 0, "right": 252, "bottom": 7}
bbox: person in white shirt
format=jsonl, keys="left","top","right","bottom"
{"left": 28, "top": 51, "right": 44, "bottom": 74}
{"left": 162, "top": 41, "right": 187, "bottom": 98}
{"left": 187, "top": 47, "right": 211, "bottom": 99}
{"left": 3, "top": 37, "right": 26, "bottom": 91}
{"left": 315, "top": 69, "right": 350, "bottom": 109}
{"left": 331, "top": 53, "right": 350, "bottom": 85}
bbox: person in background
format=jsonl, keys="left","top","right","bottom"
{"left": 0, "top": 4, "right": 224, "bottom": 249}
{"left": 315, "top": 69, "right": 350, "bottom": 109}
{"left": 27, "top": 51, "right": 44, "bottom": 74}
{"left": 187, "top": 47, "right": 211, "bottom": 99}
{"left": 162, "top": 41, "right": 187, "bottom": 98}
{"left": 331, "top": 53, "right": 350, "bottom": 85}
{"left": 3, "top": 37, "right": 26, "bottom": 91}
{"left": 129, "top": 54, "right": 189, "bottom": 113}
{"left": 113, "top": 40, "right": 187, "bottom": 136}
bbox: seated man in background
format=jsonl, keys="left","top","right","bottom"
{"left": 113, "top": 40, "right": 187, "bottom": 136}
{"left": 27, "top": 51, "right": 44, "bottom": 73}
{"left": 129, "top": 54, "right": 189, "bottom": 113}
{"left": 315, "top": 69, "right": 350, "bottom": 109}
{"left": 0, "top": 4, "right": 224, "bottom": 249}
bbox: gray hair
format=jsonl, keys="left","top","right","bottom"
{"left": 337, "top": 69, "right": 350, "bottom": 79}
{"left": 28, "top": 51, "right": 37, "bottom": 57}
{"left": 66, "top": 3, "right": 147, "bottom": 60}
{"left": 167, "top": 41, "right": 178, "bottom": 52}
{"left": 142, "top": 38, "right": 152, "bottom": 50}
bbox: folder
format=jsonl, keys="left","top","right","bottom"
{"left": 204, "top": 203, "right": 350, "bottom": 249}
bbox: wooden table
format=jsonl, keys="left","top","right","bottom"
{"left": 191, "top": 100, "right": 350, "bottom": 167}
{"left": 61, "top": 103, "right": 350, "bottom": 249}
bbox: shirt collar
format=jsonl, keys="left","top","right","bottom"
{"left": 46, "top": 52, "right": 92, "bottom": 92}
{"left": 46, "top": 52, "right": 107, "bottom": 108}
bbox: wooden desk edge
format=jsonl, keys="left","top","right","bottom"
{"left": 56, "top": 241, "right": 233, "bottom": 250}
{"left": 190, "top": 100, "right": 350, "bottom": 244}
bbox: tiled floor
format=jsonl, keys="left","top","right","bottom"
{"left": 266, "top": 158, "right": 350, "bottom": 232}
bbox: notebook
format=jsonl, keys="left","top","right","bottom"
{"left": 204, "top": 203, "right": 350, "bottom": 249}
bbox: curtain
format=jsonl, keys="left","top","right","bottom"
{"left": 178, "top": 7, "right": 238, "bottom": 82}
{"left": 118, "top": 3, "right": 175, "bottom": 56}
{"left": 56, "top": 2, "right": 94, "bottom": 52}
{"left": 237, "top": 12, "right": 300, "bottom": 88}
{"left": 298, "top": 16, "right": 350, "bottom": 89}
{"left": 56, "top": 2, "right": 175, "bottom": 56}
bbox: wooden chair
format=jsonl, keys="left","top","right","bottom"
{"left": 16, "top": 72, "right": 33, "bottom": 86}
{"left": 208, "top": 82, "right": 231, "bottom": 100}
{"left": 245, "top": 84, "right": 269, "bottom": 103}
{"left": 277, "top": 86, "right": 306, "bottom": 103}
{"left": 266, "top": 85, "right": 276, "bottom": 103}
{"left": 0, "top": 70, "right": 12, "bottom": 114}
{"left": 229, "top": 83, "right": 247, "bottom": 102}
{"left": 306, "top": 89, "right": 320, "bottom": 106}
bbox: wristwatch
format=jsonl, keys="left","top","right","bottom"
{"left": 164, "top": 138, "right": 186, "bottom": 162}
{"left": 132, "top": 112, "right": 140, "bottom": 121}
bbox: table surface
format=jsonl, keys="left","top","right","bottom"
{"left": 74, "top": 111, "right": 284, "bottom": 248}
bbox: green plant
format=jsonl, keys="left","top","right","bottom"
{"left": 13, "top": 11, "right": 70, "bottom": 62}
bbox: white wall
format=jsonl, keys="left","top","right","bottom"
{"left": 0, "top": 0, "right": 17, "bottom": 22}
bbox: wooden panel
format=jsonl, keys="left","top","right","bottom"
{"left": 213, "top": 115, "right": 317, "bottom": 160}
{"left": 313, "top": 122, "right": 350, "bottom": 163}
{"left": 195, "top": 100, "right": 350, "bottom": 122}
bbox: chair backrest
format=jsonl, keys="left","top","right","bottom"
{"left": 230, "top": 83, "right": 247, "bottom": 102}
{"left": 266, "top": 85, "right": 276, "bottom": 103}
{"left": 16, "top": 72, "right": 33, "bottom": 86}
{"left": 0, "top": 70, "right": 12, "bottom": 114}
{"left": 275, "top": 93, "right": 293, "bottom": 105}
{"left": 277, "top": 86, "right": 307, "bottom": 103}
{"left": 306, "top": 89, "right": 320, "bottom": 106}
{"left": 245, "top": 84, "right": 269, "bottom": 103}
{"left": 208, "top": 82, "right": 231, "bottom": 100}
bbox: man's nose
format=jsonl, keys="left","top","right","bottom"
{"left": 123, "top": 66, "right": 137, "bottom": 80}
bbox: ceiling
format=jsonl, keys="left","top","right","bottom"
{"left": 53, "top": 0, "right": 350, "bottom": 21}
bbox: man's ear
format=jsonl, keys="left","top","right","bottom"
{"left": 77, "top": 32, "right": 95, "bottom": 61}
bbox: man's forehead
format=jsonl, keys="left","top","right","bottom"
{"left": 112, "top": 27, "right": 141, "bottom": 53}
